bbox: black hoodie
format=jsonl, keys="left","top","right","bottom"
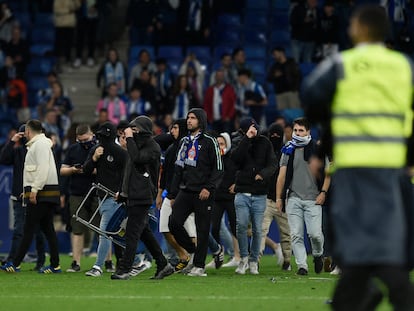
{"left": 266, "top": 122, "right": 284, "bottom": 201}
{"left": 160, "top": 119, "right": 187, "bottom": 195}
{"left": 83, "top": 122, "right": 128, "bottom": 197}
{"left": 169, "top": 108, "right": 224, "bottom": 197}
{"left": 121, "top": 116, "right": 161, "bottom": 205}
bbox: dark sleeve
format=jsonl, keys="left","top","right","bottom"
{"left": 96, "top": 64, "right": 104, "bottom": 88}
{"left": 205, "top": 136, "right": 224, "bottom": 192}
{"left": 301, "top": 55, "right": 340, "bottom": 124}
{"left": 231, "top": 135, "right": 251, "bottom": 166}
{"left": 0, "top": 140, "right": 16, "bottom": 165}
{"left": 159, "top": 146, "right": 172, "bottom": 190}
{"left": 126, "top": 137, "right": 158, "bottom": 165}
{"left": 83, "top": 146, "right": 98, "bottom": 175}
{"left": 258, "top": 139, "right": 277, "bottom": 180}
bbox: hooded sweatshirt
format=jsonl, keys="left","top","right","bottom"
{"left": 266, "top": 122, "right": 284, "bottom": 201}
{"left": 121, "top": 116, "right": 161, "bottom": 206}
{"left": 83, "top": 122, "right": 128, "bottom": 197}
{"left": 170, "top": 108, "right": 224, "bottom": 197}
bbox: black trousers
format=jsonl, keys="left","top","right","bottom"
{"left": 331, "top": 265, "right": 414, "bottom": 311}
{"left": 118, "top": 205, "right": 166, "bottom": 273}
{"left": 75, "top": 17, "right": 98, "bottom": 59}
{"left": 13, "top": 202, "right": 60, "bottom": 268}
{"left": 55, "top": 27, "right": 74, "bottom": 62}
{"left": 169, "top": 190, "right": 213, "bottom": 268}
{"left": 211, "top": 198, "right": 237, "bottom": 243}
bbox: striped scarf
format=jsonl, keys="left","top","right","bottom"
{"left": 176, "top": 132, "right": 201, "bottom": 167}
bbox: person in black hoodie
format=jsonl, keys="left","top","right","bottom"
{"left": 260, "top": 122, "right": 292, "bottom": 270}
{"left": 0, "top": 125, "right": 46, "bottom": 271}
{"left": 231, "top": 117, "right": 277, "bottom": 275}
{"left": 111, "top": 116, "right": 174, "bottom": 280}
{"left": 156, "top": 118, "right": 196, "bottom": 272}
{"left": 82, "top": 122, "right": 128, "bottom": 277}
{"left": 168, "top": 108, "right": 223, "bottom": 277}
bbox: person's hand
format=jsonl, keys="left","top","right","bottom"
{"left": 11, "top": 132, "right": 24, "bottom": 142}
{"left": 275, "top": 199, "right": 283, "bottom": 212}
{"left": 124, "top": 128, "right": 133, "bottom": 138}
{"left": 255, "top": 174, "right": 263, "bottom": 181}
{"left": 228, "top": 184, "right": 235, "bottom": 194}
{"left": 315, "top": 192, "right": 326, "bottom": 205}
{"left": 199, "top": 188, "right": 210, "bottom": 201}
{"left": 29, "top": 192, "right": 37, "bottom": 205}
{"left": 246, "top": 125, "right": 258, "bottom": 138}
{"left": 156, "top": 192, "right": 163, "bottom": 210}
{"left": 92, "top": 146, "right": 104, "bottom": 162}
{"left": 72, "top": 166, "right": 83, "bottom": 174}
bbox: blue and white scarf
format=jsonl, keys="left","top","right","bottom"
{"left": 281, "top": 134, "right": 312, "bottom": 155}
{"left": 175, "top": 132, "right": 202, "bottom": 167}
{"left": 105, "top": 61, "right": 125, "bottom": 94}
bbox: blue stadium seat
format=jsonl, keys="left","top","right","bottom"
{"left": 282, "top": 108, "right": 304, "bottom": 123}
{"left": 299, "top": 62, "right": 317, "bottom": 78}
{"left": 264, "top": 95, "right": 280, "bottom": 126}
{"left": 249, "top": 60, "right": 266, "bottom": 77}
{"left": 34, "top": 13, "right": 54, "bottom": 27}
{"left": 30, "top": 44, "right": 54, "bottom": 56}
{"left": 215, "top": 29, "right": 242, "bottom": 45}
{"left": 168, "top": 60, "right": 181, "bottom": 75}
{"left": 31, "top": 27, "right": 55, "bottom": 44}
{"left": 27, "top": 76, "right": 49, "bottom": 93}
{"left": 244, "top": 45, "right": 267, "bottom": 60}
{"left": 157, "top": 46, "right": 183, "bottom": 61}
{"left": 270, "top": 30, "right": 291, "bottom": 46}
{"left": 243, "top": 29, "right": 267, "bottom": 46}
{"left": 272, "top": 0, "right": 290, "bottom": 11}
{"left": 246, "top": 0, "right": 270, "bottom": 10}
{"left": 26, "top": 57, "right": 55, "bottom": 75}
{"left": 216, "top": 14, "right": 242, "bottom": 28}
{"left": 270, "top": 12, "right": 290, "bottom": 30}
{"left": 244, "top": 12, "right": 268, "bottom": 31}
{"left": 186, "top": 46, "right": 212, "bottom": 64}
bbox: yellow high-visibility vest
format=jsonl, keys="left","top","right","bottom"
{"left": 331, "top": 44, "right": 413, "bottom": 168}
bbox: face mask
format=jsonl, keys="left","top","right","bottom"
{"left": 79, "top": 137, "right": 97, "bottom": 150}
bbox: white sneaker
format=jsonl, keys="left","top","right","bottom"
{"left": 275, "top": 245, "right": 284, "bottom": 266}
{"left": 235, "top": 257, "right": 248, "bottom": 274}
{"left": 222, "top": 257, "right": 240, "bottom": 268}
{"left": 85, "top": 265, "right": 102, "bottom": 277}
{"left": 330, "top": 266, "right": 341, "bottom": 275}
{"left": 129, "top": 261, "right": 152, "bottom": 277}
{"left": 249, "top": 261, "right": 259, "bottom": 275}
{"left": 87, "top": 58, "right": 95, "bottom": 67}
{"left": 187, "top": 267, "right": 207, "bottom": 277}
{"left": 73, "top": 58, "right": 81, "bottom": 68}
{"left": 205, "top": 259, "right": 215, "bottom": 269}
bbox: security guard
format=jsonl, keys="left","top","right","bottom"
{"left": 302, "top": 5, "right": 414, "bottom": 310}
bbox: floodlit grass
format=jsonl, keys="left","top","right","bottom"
{"left": 0, "top": 255, "right": 393, "bottom": 310}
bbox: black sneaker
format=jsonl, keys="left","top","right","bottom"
{"left": 174, "top": 257, "right": 189, "bottom": 273}
{"left": 105, "top": 260, "right": 115, "bottom": 273}
{"left": 151, "top": 263, "right": 174, "bottom": 280}
{"left": 111, "top": 271, "right": 130, "bottom": 280}
{"left": 296, "top": 268, "right": 308, "bottom": 276}
{"left": 282, "top": 262, "right": 291, "bottom": 271}
{"left": 66, "top": 260, "right": 80, "bottom": 272}
{"left": 213, "top": 245, "right": 225, "bottom": 269}
{"left": 314, "top": 256, "right": 323, "bottom": 274}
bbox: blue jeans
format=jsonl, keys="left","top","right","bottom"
{"left": 220, "top": 217, "right": 234, "bottom": 257}
{"left": 94, "top": 197, "right": 121, "bottom": 268}
{"left": 291, "top": 39, "right": 315, "bottom": 63}
{"left": 235, "top": 193, "right": 266, "bottom": 262}
{"left": 286, "top": 196, "right": 324, "bottom": 270}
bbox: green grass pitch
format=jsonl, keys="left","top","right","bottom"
{"left": 0, "top": 255, "right": 394, "bottom": 310}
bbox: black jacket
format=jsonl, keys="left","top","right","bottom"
{"left": 170, "top": 132, "right": 223, "bottom": 197}
{"left": 83, "top": 140, "right": 128, "bottom": 197}
{"left": 122, "top": 135, "right": 160, "bottom": 206}
{"left": 215, "top": 152, "right": 237, "bottom": 201}
{"left": 231, "top": 135, "right": 277, "bottom": 195}
{"left": 0, "top": 140, "right": 25, "bottom": 200}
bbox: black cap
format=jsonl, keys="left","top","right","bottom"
{"left": 117, "top": 120, "right": 129, "bottom": 130}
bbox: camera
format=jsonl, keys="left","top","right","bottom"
{"left": 74, "top": 163, "right": 83, "bottom": 169}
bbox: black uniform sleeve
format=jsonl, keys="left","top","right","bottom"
{"left": 83, "top": 146, "right": 98, "bottom": 175}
